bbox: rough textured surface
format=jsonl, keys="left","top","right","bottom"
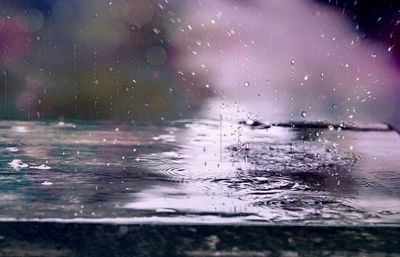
{"left": 0, "top": 222, "right": 399, "bottom": 257}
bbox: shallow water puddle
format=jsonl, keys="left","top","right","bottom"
{"left": 0, "top": 117, "right": 399, "bottom": 225}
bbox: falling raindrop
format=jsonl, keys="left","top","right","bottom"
{"left": 73, "top": 43, "right": 79, "bottom": 115}
{"left": 290, "top": 59, "right": 295, "bottom": 74}
{"left": 3, "top": 70, "right": 8, "bottom": 119}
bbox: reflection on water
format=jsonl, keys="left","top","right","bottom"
{"left": 0, "top": 110, "right": 399, "bottom": 225}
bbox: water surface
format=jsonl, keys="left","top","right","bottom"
{"left": 0, "top": 113, "right": 399, "bottom": 225}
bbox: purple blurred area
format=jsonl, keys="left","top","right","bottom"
{"left": 0, "top": 0, "right": 399, "bottom": 126}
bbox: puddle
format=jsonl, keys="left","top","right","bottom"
{"left": 0, "top": 116, "right": 399, "bottom": 225}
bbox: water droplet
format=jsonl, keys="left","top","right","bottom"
{"left": 301, "top": 111, "right": 307, "bottom": 118}
{"left": 8, "top": 159, "right": 28, "bottom": 170}
{"left": 243, "top": 81, "right": 250, "bottom": 87}
{"left": 371, "top": 53, "right": 377, "bottom": 58}
{"left": 30, "top": 164, "right": 51, "bottom": 170}
{"left": 155, "top": 208, "right": 177, "bottom": 213}
{"left": 12, "top": 126, "right": 28, "bottom": 133}
{"left": 6, "top": 147, "right": 18, "bottom": 152}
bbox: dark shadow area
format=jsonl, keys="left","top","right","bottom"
{"left": 0, "top": 222, "right": 399, "bottom": 257}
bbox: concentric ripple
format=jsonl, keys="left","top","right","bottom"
{"left": 0, "top": 118, "right": 399, "bottom": 225}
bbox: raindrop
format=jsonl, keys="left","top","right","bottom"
{"left": 30, "top": 164, "right": 51, "bottom": 170}
{"left": 290, "top": 59, "right": 295, "bottom": 74}
{"left": 152, "top": 28, "right": 161, "bottom": 34}
{"left": 243, "top": 81, "right": 250, "bottom": 87}
{"left": 6, "top": 147, "right": 18, "bottom": 152}
{"left": 9, "top": 159, "right": 28, "bottom": 170}
{"left": 301, "top": 111, "right": 307, "bottom": 118}
{"left": 156, "top": 208, "right": 176, "bottom": 213}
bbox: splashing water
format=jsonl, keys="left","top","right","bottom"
{"left": 0, "top": 109, "right": 399, "bottom": 225}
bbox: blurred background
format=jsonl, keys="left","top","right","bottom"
{"left": 0, "top": 0, "right": 399, "bottom": 125}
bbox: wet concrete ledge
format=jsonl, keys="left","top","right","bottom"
{"left": 0, "top": 222, "right": 399, "bottom": 256}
